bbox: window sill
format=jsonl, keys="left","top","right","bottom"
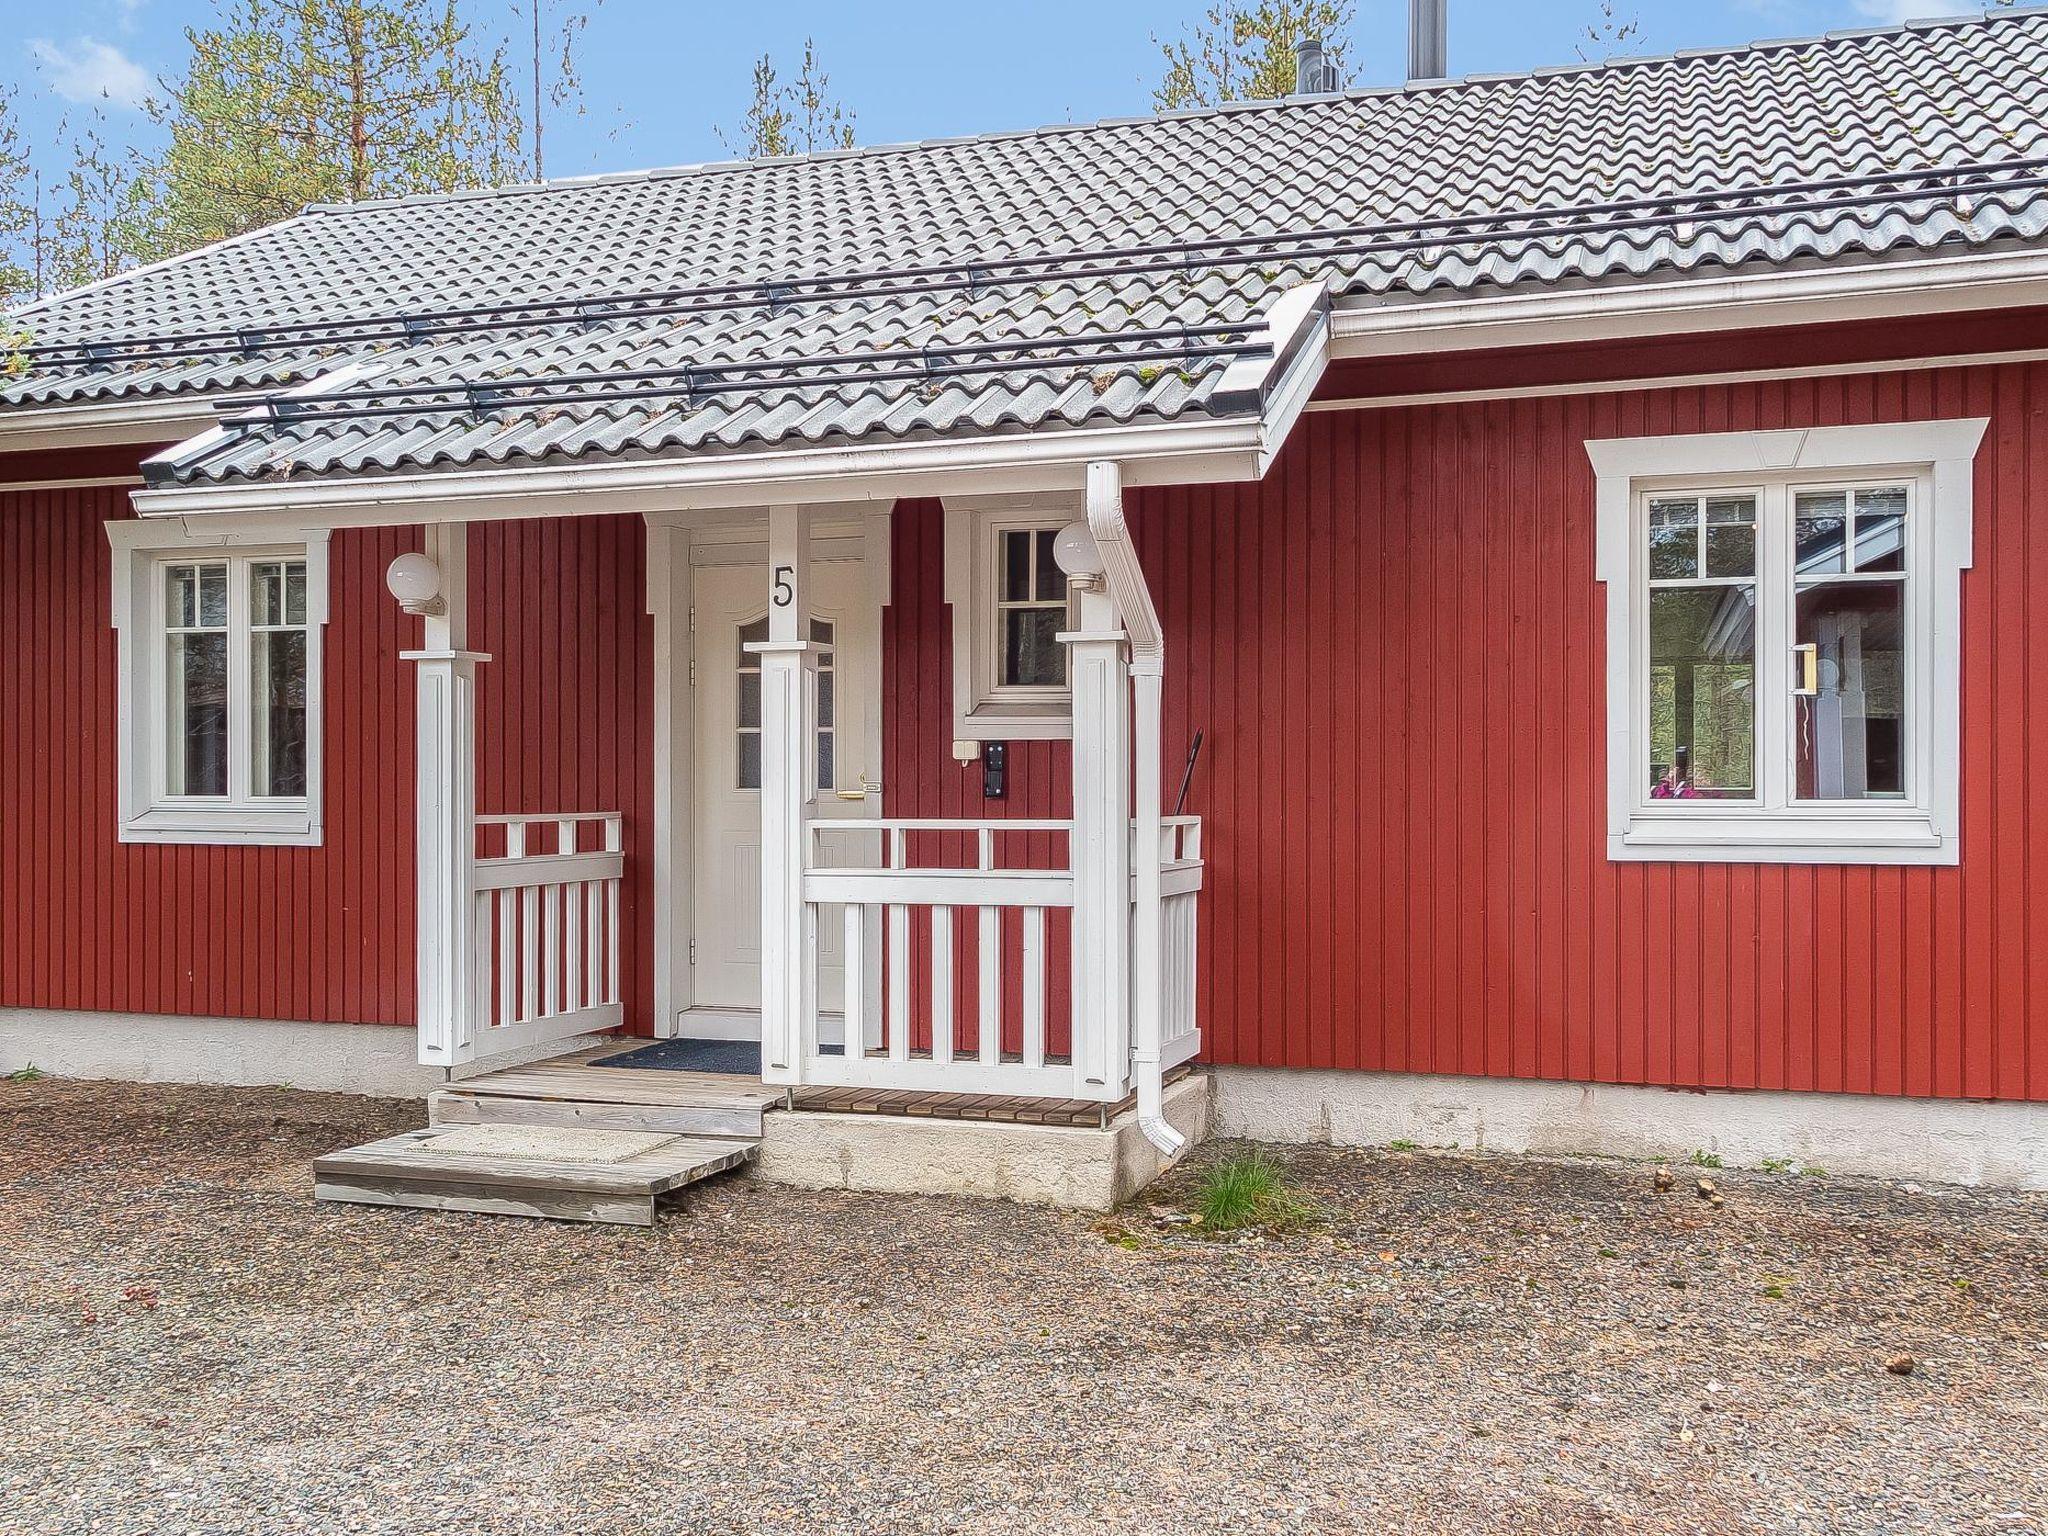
{"left": 120, "top": 804, "right": 322, "bottom": 847}
{"left": 1611, "top": 808, "right": 1951, "bottom": 865}
{"left": 957, "top": 698, "right": 1072, "bottom": 742}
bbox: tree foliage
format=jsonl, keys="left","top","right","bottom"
{"left": 1152, "top": 1, "right": 1355, "bottom": 110}
{"left": 137, "top": 0, "right": 526, "bottom": 259}
{"left": 720, "top": 38, "right": 857, "bottom": 160}
{"left": 0, "top": 89, "right": 30, "bottom": 309}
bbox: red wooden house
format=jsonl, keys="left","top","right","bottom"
{"left": 4, "top": 12, "right": 2045, "bottom": 1206}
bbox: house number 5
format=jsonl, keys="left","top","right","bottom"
{"left": 772, "top": 565, "right": 794, "bottom": 608}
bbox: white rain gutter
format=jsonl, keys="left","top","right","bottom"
{"left": 1085, "top": 457, "right": 1179, "bottom": 1157}
{"left": 1081, "top": 283, "right": 1330, "bottom": 1157}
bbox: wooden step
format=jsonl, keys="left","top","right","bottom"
{"left": 428, "top": 1086, "right": 767, "bottom": 1139}
{"left": 313, "top": 1126, "right": 755, "bottom": 1226}
{"left": 429, "top": 1047, "right": 783, "bottom": 1139}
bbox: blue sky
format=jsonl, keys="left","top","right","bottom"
{"left": 1, "top": 0, "right": 2010, "bottom": 180}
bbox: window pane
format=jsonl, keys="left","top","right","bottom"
{"left": 1794, "top": 491, "right": 1847, "bottom": 575}
{"left": 736, "top": 731, "right": 761, "bottom": 791}
{"left": 167, "top": 631, "right": 228, "bottom": 797}
{"left": 1003, "top": 530, "right": 1032, "bottom": 602}
{"left": 198, "top": 565, "right": 228, "bottom": 628}
{"left": 168, "top": 565, "right": 198, "bottom": 629}
{"left": 736, "top": 670, "right": 761, "bottom": 729}
{"left": 810, "top": 618, "right": 834, "bottom": 648}
{"left": 285, "top": 564, "right": 307, "bottom": 626}
{"left": 1003, "top": 607, "right": 1065, "bottom": 688}
{"left": 252, "top": 561, "right": 284, "bottom": 627}
{"left": 1035, "top": 529, "right": 1063, "bottom": 601}
{"left": 738, "top": 616, "right": 769, "bottom": 648}
{"left": 1647, "top": 498, "right": 1699, "bottom": 580}
{"left": 250, "top": 629, "right": 308, "bottom": 798}
{"left": 1795, "top": 581, "right": 1905, "bottom": 800}
{"left": 1704, "top": 496, "right": 1756, "bottom": 578}
{"left": 816, "top": 729, "right": 834, "bottom": 790}
{"left": 816, "top": 669, "right": 834, "bottom": 729}
{"left": 1648, "top": 587, "right": 1755, "bottom": 798}
{"left": 1853, "top": 486, "right": 1907, "bottom": 573}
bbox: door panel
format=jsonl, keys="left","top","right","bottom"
{"left": 691, "top": 557, "right": 876, "bottom": 1018}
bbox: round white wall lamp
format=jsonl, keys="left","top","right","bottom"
{"left": 385, "top": 552, "right": 446, "bottom": 616}
{"left": 1052, "top": 520, "right": 1105, "bottom": 586}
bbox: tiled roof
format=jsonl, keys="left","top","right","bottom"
{"left": 7, "top": 11, "right": 2048, "bottom": 486}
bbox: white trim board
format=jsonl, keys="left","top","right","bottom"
{"left": 1211, "top": 1067, "right": 2048, "bottom": 1191}
{"left": 1328, "top": 247, "right": 2048, "bottom": 359}
{"left": 1306, "top": 345, "right": 2048, "bottom": 416}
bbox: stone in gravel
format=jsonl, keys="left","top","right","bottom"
{"left": 1886, "top": 1353, "right": 1918, "bottom": 1376}
{"left": 1695, "top": 1177, "right": 1719, "bottom": 1200}
{"left": 1654, "top": 1164, "right": 1676, "bottom": 1191}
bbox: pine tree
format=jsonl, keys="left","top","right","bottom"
{"left": 1152, "top": 1, "right": 1356, "bottom": 110}
{"left": 137, "top": 0, "right": 526, "bottom": 260}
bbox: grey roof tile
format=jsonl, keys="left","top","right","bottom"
{"left": 5, "top": 11, "right": 2047, "bottom": 485}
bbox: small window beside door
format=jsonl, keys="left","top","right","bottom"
{"left": 944, "top": 506, "right": 1078, "bottom": 741}
{"left": 734, "top": 616, "right": 833, "bottom": 792}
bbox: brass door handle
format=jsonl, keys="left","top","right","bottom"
{"left": 835, "top": 775, "right": 881, "bottom": 802}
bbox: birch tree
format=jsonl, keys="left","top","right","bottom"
{"left": 1152, "top": 1, "right": 1355, "bottom": 109}
{"left": 719, "top": 39, "right": 857, "bottom": 160}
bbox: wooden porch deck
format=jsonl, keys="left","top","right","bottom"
{"left": 436, "top": 1039, "right": 1169, "bottom": 1132}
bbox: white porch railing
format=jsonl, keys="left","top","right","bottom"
{"left": 795, "top": 819, "right": 1090, "bottom": 1098}
{"left": 1150, "top": 815, "right": 1205, "bottom": 1072}
{"left": 775, "top": 814, "right": 1204, "bottom": 1102}
{"left": 469, "top": 813, "right": 625, "bottom": 1052}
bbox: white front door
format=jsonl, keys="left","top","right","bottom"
{"left": 691, "top": 555, "right": 878, "bottom": 1022}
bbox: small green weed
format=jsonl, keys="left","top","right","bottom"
{"left": 1387, "top": 1138, "right": 1419, "bottom": 1152}
{"left": 1760, "top": 1157, "right": 1794, "bottom": 1175}
{"left": 1689, "top": 1149, "right": 1723, "bottom": 1169}
{"left": 5, "top": 1065, "right": 43, "bottom": 1084}
{"left": 1800, "top": 1164, "right": 1827, "bottom": 1178}
{"left": 1194, "top": 1152, "right": 1316, "bottom": 1234}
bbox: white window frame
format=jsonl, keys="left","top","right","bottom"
{"left": 107, "top": 520, "right": 331, "bottom": 845}
{"left": 1589, "top": 419, "right": 1986, "bottom": 866}
{"left": 944, "top": 497, "right": 1077, "bottom": 741}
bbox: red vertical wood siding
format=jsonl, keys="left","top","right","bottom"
{"left": 886, "top": 362, "right": 2048, "bottom": 1104}
{"left": 0, "top": 470, "right": 656, "bottom": 1036}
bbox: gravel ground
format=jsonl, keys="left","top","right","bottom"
{"left": 1, "top": 1075, "right": 2044, "bottom": 1536}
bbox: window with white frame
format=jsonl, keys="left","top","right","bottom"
{"left": 1589, "top": 419, "right": 1986, "bottom": 865}
{"left": 108, "top": 524, "right": 329, "bottom": 844}
{"left": 945, "top": 503, "right": 1077, "bottom": 739}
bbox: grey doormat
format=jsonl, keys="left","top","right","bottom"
{"left": 589, "top": 1037, "right": 844, "bottom": 1075}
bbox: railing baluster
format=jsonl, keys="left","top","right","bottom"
{"left": 887, "top": 903, "right": 909, "bottom": 1061}
{"left": 930, "top": 906, "right": 953, "bottom": 1065}
{"left": 978, "top": 904, "right": 1000, "bottom": 1066}
{"left": 843, "top": 903, "right": 866, "bottom": 1063}
{"left": 1021, "top": 905, "right": 1045, "bottom": 1069}
{"left": 564, "top": 879, "right": 583, "bottom": 1015}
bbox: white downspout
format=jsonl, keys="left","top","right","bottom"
{"left": 1086, "top": 459, "right": 1182, "bottom": 1158}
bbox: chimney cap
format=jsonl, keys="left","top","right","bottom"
{"left": 1292, "top": 36, "right": 1338, "bottom": 95}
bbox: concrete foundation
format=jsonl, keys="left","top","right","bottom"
{"left": 0, "top": 1008, "right": 595, "bottom": 1098}
{"left": 1213, "top": 1066, "right": 2048, "bottom": 1190}
{"left": 752, "top": 1073, "right": 1213, "bottom": 1210}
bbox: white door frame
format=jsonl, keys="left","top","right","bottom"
{"left": 645, "top": 506, "right": 891, "bottom": 1040}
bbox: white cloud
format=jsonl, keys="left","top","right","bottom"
{"left": 28, "top": 37, "right": 151, "bottom": 110}
{"left": 116, "top": 0, "right": 149, "bottom": 32}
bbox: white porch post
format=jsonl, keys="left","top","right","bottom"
{"left": 1061, "top": 579, "right": 1132, "bottom": 1095}
{"left": 755, "top": 505, "right": 814, "bottom": 1084}
{"left": 404, "top": 524, "right": 489, "bottom": 1069}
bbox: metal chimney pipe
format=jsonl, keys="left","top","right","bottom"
{"left": 1293, "top": 36, "right": 1335, "bottom": 95}
{"left": 1409, "top": 0, "right": 1448, "bottom": 81}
